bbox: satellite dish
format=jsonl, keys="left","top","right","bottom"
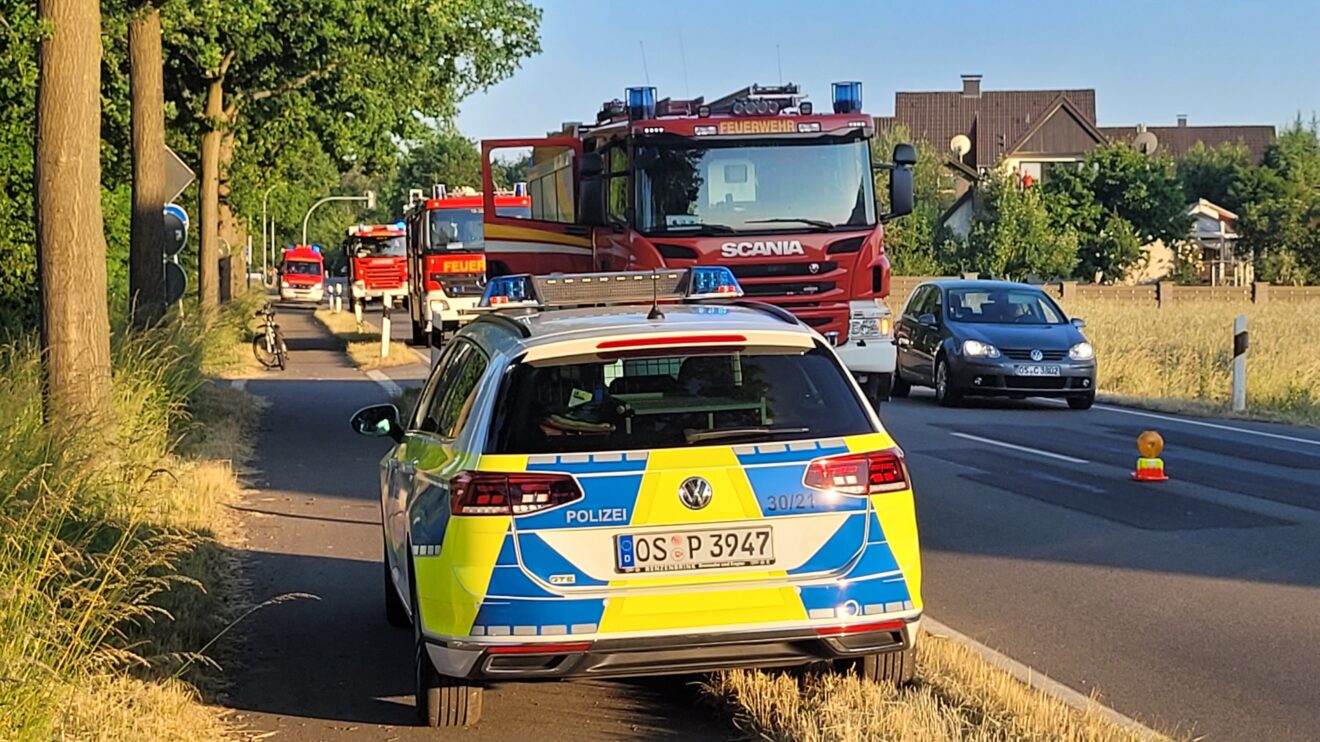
{"left": 950, "top": 134, "right": 971, "bottom": 158}
{"left": 1134, "top": 130, "right": 1159, "bottom": 156}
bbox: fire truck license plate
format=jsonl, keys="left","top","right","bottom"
{"left": 615, "top": 528, "right": 773, "bottom": 573}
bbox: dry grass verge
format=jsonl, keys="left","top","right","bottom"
{"left": 1, "top": 298, "right": 261, "bottom": 741}
{"left": 313, "top": 307, "right": 419, "bottom": 369}
{"left": 1062, "top": 299, "right": 1320, "bottom": 426}
{"left": 708, "top": 634, "right": 1172, "bottom": 742}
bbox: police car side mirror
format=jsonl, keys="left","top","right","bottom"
{"left": 350, "top": 404, "right": 403, "bottom": 442}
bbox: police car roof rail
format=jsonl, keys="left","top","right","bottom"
{"left": 471, "top": 312, "right": 532, "bottom": 339}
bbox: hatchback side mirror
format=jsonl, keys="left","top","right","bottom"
{"left": 918, "top": 313, "right": 938, "bottom": 328}
{"left": 1071, "top": 317, "right": 1087, "bottom": 329}
{"left": 350, "top": 404, "right": 403, "bottom": 442}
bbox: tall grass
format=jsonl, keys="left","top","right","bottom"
{"left": 1063, "top": 299, "right": 1320, "bottom": 425}
{"left": 0, "top": 297, "right": 258, "bottom": 741}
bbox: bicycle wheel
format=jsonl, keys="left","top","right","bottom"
{"left": 274, "top": 328, "right": 288, "bottom": 371}
{"left": 252, "top": 332, "right": 279, "bottom": 368}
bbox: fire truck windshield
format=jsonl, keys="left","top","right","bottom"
{"left": 426, "top": 205, "right": 531, "bottom": 251}
{"left": 351, "top": 236, "right": 405, "bottom": 257}
{"left": 635, "top": 138, "right": 875, "bottom": 235}
{"left": 284, "top": 260, "right": 322, "bottom": 275}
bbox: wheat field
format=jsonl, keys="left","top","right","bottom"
{"left": 1060, "top": 299, "right": 1320, "bottom": 426}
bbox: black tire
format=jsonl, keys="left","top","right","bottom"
{"left": 383, "top": 546, "right": 409, "bottom": 628}
{"left": 410, "top": 554, "right": 483, "bottom": 727}
{"left": 891, "top": 372, "right": 911, "bottom": 398}
{"left": 274, "top": 328, "right": 288, "bottom": 371}
{"left": 252, "top": 333, "right": 279, "bottom": 369}
{"left": 411, "top": 319, "right": 428, "bottom": 347}
{"left": 934, "top": 357, "right": 962, "bottom": 407}
{"left": 859, "top": 373, "right": 891, "bottom": 406}
{"left": 837, "top": 647, "right": 916, "bottom": 686}
{"left": 1068, "top": 392, "right": 1095, "bottom": 410}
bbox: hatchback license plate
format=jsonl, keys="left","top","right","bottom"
{"left": 1014, "top": 364, "right": 1061, "bottom": 376}
{"left": 616, "top": 527, "right": 773, "bottom": 573}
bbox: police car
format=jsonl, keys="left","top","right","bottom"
{"left": 350, "top": 267, "right": 923, "bottom": 727}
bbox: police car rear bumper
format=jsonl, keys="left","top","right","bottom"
{"left": 424, "top": 615, "right": 921, "bottom": 680}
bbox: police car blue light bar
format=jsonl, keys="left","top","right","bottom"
{"left": 479, "top": 267, "right": 743, "bottom": 309}
{"left": 832, "top": 81, "right": 862, "bottom": 114}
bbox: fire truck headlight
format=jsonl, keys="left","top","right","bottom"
{"left": 429, "top": 299, "right": 450, "bottom": 315}
{"left": 280, "top": 280, "right": 290, "bottom": 288}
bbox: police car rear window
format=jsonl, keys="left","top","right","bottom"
{"left": 485, "top": 346, "right": 873, "bottom": 454}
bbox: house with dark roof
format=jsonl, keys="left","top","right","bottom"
{"left": 876, "top": 74, "right": 1277, "bottom": 240}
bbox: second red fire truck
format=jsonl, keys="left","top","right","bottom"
{"left": 478, "top": 81, "right": 914, "bottom": 402}
{"left": 403, "top": 185, "right": 531, "bottom": 344}
{"left": 345, "top": 223, "right": 408, "bottom": 312}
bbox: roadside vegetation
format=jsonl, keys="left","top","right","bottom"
{"left": 1065, "top": 298, "right": 1320, "bottom": 425}
{"left": 313, "top": 306, "right": 420, "bottom": 370}
{"left": 0, "top": 300, "right": 259, "bottom": 741}
{"left": 708, "top": 633, "right": 1170, "bottom": 742}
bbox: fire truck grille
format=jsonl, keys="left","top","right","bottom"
{"left": 360, "top": 263, "right": 405, "bottom": 289}
{"left": 436, "top": 273, "right": 486, "bottom": 297}
{"left": 728, "top": 261, "right": 838, "bottom": 278}
{"left": 742, "top": 281, "right": 836, "bottom": 298}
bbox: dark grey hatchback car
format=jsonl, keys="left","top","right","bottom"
{"left": 893, "top": 280, "right": 1097, "bottom": 409}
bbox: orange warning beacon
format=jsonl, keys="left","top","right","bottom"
{"left": 1132, "top": 430, "right": 1168, "bottom": 482}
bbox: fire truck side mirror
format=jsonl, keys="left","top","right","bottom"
{"left": 882, "top": 165, "right": 914, "bottom": 223}
{"left": 892, "top": 143, "right": 917, "bottom": 167}
{"left": 578, "top": 151, "right": 607, "bottom": 227}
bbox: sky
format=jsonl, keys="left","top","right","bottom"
{"left": 457, "top": 0, "right": 1319, "bottom": 141}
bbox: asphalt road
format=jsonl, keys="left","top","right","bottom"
{"left": 881, "top": 390, "right": 1320, "bottom": 741}
{"left": 225, "top": 304, "right": 728, "bottom": 741}
{"left": 227, "top": 302, "right": 1320, "bottom": 740}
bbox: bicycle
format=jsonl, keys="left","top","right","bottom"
{"left": 252, "top": 303, "right": 289, "bottom": 370}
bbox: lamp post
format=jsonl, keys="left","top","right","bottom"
{"left": 261, "top": 184, "right": 281, "bottom": 283}
{"left": 301, "top": 190, "right": 377, "bottom": 248}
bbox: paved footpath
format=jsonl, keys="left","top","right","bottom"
{"left": 224, "top": 303, "right": 726, "bottom": 740}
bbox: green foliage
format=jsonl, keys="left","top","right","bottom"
{"left": 386, "top": 127, "right": 483, "bottom": 212}
{"left": 1177, "top": 141, "right": 1252, "bottom": 212}
{"left": 962, "top": 171, "right": 1078, "bottom": 281}
{"left": 1237, "top": 120, "right": 1320, "bottom": 284}
{"left": 0, "top": 1, "right": 40, "bottom": 334}
{"left": 872, "top": 126, "right": 957, "bottom": 276}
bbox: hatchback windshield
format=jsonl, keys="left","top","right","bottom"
{"left": 635, "top": 138, "right": 875, "bottom": 235}
{"left": 947, "top": 288, "right": 1066, "bottom": 325}
{"left": 487, "top": 346, "right": 872, "bottom": 454}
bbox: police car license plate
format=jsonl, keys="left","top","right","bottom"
{"left": 1014, "top": 364, "right": 1061, "bottom": 376}
{"left": 615, "top": 527, "right": 774, "bottom": 573}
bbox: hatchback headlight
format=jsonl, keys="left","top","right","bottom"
{"left": 962, "top": 340, "right": 1000, "bottom": 358}
{"left": 1069, "top": 342, "right": 1095, "bottom": 361}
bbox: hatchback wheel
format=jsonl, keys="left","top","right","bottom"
{"left": 1068, "top": 391, "right": 1095, "bottom": 410}
{"left": 934, "top": 358, "right": 962, "bottom": 407}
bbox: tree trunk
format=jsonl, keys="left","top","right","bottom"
{"left": 128, "top": 4, "right": 166, "bottom": 328}
{"left": 34, "top": 0, "right": 113, "bottom": 427}
{"left": 198, "top": 78, "right": 223, "bottom": 322}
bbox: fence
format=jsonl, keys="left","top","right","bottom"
{"left": 887, "top": 275, "right": 1320, "bottom": 309}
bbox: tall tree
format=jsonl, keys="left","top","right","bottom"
{"left": 1238, "top": 121, "right": 1320, "bottom": 284}
{"left": 962, "top": 171, "right": 1078, "bottom": 281}
{"left": 34, "top": 0, "right": 113, "bottom": 424}
{"left": 872, "top": 125, "right": 957, "bottom": 276}
{"left": 1177, "top": 141, "right": 1252, "bottom": 213}
{"left": 128, "top": 2, "right": 167, "bottom": 326}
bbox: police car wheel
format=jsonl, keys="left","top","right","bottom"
{"left": 1067, "top": 392, "right": 1095, "bottom": 410}
{"left": 383, "top": 547, "right": 409, "bottom": 628}
{"left": 837, "top": 647, "right": 916, "bottom": 686}
{"left": 415, "top": 641, "right": 483, "bottom": 727}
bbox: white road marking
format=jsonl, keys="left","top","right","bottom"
{"left": 364, "top": 369, "right": 402, "bottom": 398}
{"left": 923, "top": 617, "right": 1161, "bottom": 739}
{"left": 1095, "top": 403, "right": 1320, "bottom": 447}
{"left": 230, "top": 379, "right": 247, "bottom": 391}
{"left": 950, "top": 432, "right": 1089, "bottom": 464}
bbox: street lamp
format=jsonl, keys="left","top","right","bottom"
{"left": 301, "top": 190, "right": 377, "bottom": 248}
{"left": 261, "top": 183, "right": 279, "bottom": 285}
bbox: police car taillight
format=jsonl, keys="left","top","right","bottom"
{"left": 450, "top": 471, "right": 584, "bottom": 516}
{"left": 803, "top": 449, "right": 908, "bottom": 495}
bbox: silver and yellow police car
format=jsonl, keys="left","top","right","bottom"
{"left": 351, "top": 267, "right": 923, "bottom": 727}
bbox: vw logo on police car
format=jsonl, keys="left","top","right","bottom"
{"left": 678, "top": 477, "right": 713, "bottom": 510}
{"left": 1030, "top": 349, "right": 1044, "bottom": 362}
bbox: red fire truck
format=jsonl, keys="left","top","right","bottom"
{"left": 345, "top": 223, "right": 408, "bottom": 312}
{"left": 403, "top": 185, "right": 531, "bottom": 344}
{"left": 278, "top": 245, "right": 325, "bottom": 303}
{"left": 478, "top": 82, "right": 914, "bottom": 402}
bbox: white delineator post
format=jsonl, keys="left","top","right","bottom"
{"left": 1232, "top": 314, "right": 1248, "bottom": 412}
{"left": 332, "top": 284, "right": 342, "bottom": 313}
{"left": 380, "top": 301, "right": 392, "bottom": 359}
{"left": 354, "top": 298, "right": 363, "bottom": 324}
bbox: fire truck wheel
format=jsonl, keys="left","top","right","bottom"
{"left": 891, "top": 373, "right": 911, "bottom": 398}
{"left": 410, "top": 320, "right": 427, "bottom": 346}
{"left": 859, "top": 373, "right": 891, "bottom": 405}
